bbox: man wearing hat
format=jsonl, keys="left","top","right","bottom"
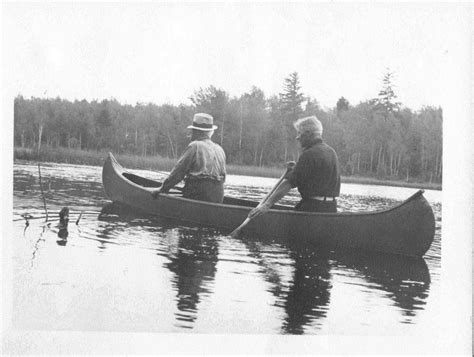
{"left": 152, "top": 113, "right": 226, "bottom": 203}
{"left": 248, "top": 115, "right": 340, "bottom": 217}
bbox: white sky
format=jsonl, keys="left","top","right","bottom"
{"left": 1, "top": 2, "right": 462, "bottom": 110}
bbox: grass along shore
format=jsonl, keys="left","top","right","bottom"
{"left": 14, "top": 147, "right": 442, "bottom": 190}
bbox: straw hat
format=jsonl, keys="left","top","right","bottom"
{"left": 187, "top": 113, "right": 217, "bottom": 131}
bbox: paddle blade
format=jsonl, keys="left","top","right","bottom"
{"left": 229, "top": 227, "right": 242, "bottom": 239}
{"left": 230, "top": 217, "right": 251, "bottom": 238}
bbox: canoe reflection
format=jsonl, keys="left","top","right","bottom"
{"left": 98, "top": 203, "right": 431, "bottom": 333}
{"left": 333, "top": 250, "right": 430, "bottom": 322}
{"left": 244, "top": 241, "right": 430, "bottom": 333}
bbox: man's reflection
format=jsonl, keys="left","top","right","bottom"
{"left": 244, "top": 240, "right": 333, "bottom": 335}
{"left": 281, "top": 248, "right": 332, "bottom": 334}
{"left": 164, "top": 228, "right": 219, "bottom": 329}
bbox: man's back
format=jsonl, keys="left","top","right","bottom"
{"left": 188, "top": 139, "right": 226, "bottom": 181}
{"left": 154, "top": 112, "right": 226, "bottom": 203}
{"left": 288, "top": 139, "right": 341, "bottom": 199}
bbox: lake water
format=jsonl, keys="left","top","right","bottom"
{"left": 10, "top": 161, "right": 442, "bottom": 335}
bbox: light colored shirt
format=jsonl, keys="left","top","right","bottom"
{"left": 161, "top": 138, "right": 226, "bottom": 192}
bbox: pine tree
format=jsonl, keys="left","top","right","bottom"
{"left": 279, "top": 72, "right": 305, "bottom": 161}
{"left": 336, "top": 97, "right": 350, "bottom": 113}
{"left": 279, "top": 72, "right": 305, "bottom": 120}
{"left": 377, "top": 69, "right": 401, "bottom": 113}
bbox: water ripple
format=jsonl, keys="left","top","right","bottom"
{"left": 12, "top": 161, "right": 442, "bottom": 335}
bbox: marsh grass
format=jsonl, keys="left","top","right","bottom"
{"left": 14, "top": 147, "right": 441, "bottom": 190}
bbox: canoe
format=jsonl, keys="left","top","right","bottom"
{"left": 102, "top": 153, "right": 435, "bottom": 257}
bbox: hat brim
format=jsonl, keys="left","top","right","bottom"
{"left": 187, "top": 125, "right": 218, "bottom": 131}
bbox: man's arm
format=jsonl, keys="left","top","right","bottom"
{"left": 153, "top": 145, "right": 195, "bottom": 197}
{"left": 248, "top": 179, "right": 292, "bottom": 219}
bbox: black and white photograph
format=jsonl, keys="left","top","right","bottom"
{"left": 1, "top": 2, "right": 471, "bottom": 355}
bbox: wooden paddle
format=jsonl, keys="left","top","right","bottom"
{"left": 229, "top": 162, "right": 295, "bottom": 238}
{"left": 151, "top": 185, "right": 183, "bottom": 198}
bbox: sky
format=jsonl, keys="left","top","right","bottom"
{"left": 1, "top": 2, "right": 465, "bottom": 110}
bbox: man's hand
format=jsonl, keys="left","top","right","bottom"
{"left": 151, "top": 189, "right": 161, "bottom": 199}
{"left": 248, "top": 203, "right": 270, "bottom": 220}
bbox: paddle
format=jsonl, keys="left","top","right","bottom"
{"left": 229, "top": 162, "right": 295, "bottom": 238}
{"left": 151, "top": 185, "right": 183, "bottom": 199}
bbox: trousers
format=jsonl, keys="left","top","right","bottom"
{"left": 295, "top": 198, "right": 337, "bottom": 213}
{"left": 183, "top": 177, "right": 224, "bottom": 203}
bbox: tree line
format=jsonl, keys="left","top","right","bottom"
{"left": 13, "top": 70, "right": 442, "bottom": 182}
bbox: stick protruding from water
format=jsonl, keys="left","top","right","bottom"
{"left": 37, "top": 163, "right": 48, "bottom": 222}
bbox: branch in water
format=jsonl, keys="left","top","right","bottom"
{"left": 31, "top": 222, "right": 51, "bottom": 266}
{"left": 76, "top": 211, "right": 83, "bottom": 225}
{"left": 37, "top": 163, "right": 48, "bottom": 222}
{"left": 14, "top": 213, "right": 96, "bottom": 222}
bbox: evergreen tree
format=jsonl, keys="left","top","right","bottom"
{"left": 280, "top": 72, "right": 305, "bottom": 119}
{"left": 377, "top": 69, "right": 401, "bottom": 113}
{"left": 336, "top": 97, "right": 350, "bottom": 114}
{"left": 279, "top": 72, "right": 305, "bottom": 161}
{"left": 304, "top": 96, "right": 320, "bottom": 115}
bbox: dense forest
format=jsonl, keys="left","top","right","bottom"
{"left": 14, "top": 71, "right": 442, "bottom": 183}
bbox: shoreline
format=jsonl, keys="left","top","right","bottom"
{"left": 13, "top": 147, "right": 442, "bottom": 191}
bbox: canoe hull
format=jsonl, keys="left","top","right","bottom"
{"left": 102, "top": 153, "right": 435, "bottom": 257}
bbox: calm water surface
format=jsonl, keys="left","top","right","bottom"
{"left": 11, "top": 161, "right": 442, "bottom": 335}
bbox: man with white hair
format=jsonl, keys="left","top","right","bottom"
{"left": 249, "top": 115, "right": 340, "bottom": 217}
{"left": 151, "top": 113, "right": 226, "bottom": 203}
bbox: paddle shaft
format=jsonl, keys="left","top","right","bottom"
{"left": 230, "top": 164, "right": 293, "bottom": 237}
{"left": 151, "top": 182, "right": 183, "bottom": 198}
{"left": 260, "top": 171, "right": 288, "bottom": 204}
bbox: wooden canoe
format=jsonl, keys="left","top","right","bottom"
{"left": 102, "top": 153, "right": 435, "bottom": 257}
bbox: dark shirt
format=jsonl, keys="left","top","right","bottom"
{"left": 285, "top": 138, "right": 341, "bottom": 199}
